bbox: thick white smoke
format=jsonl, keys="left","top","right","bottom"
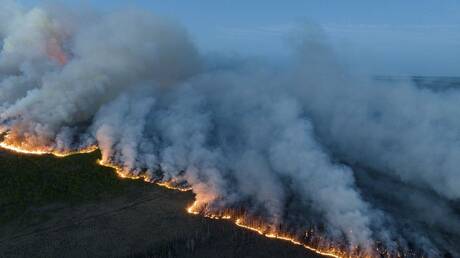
{"left": 290, "top": 46, "right": 460, "bottom": 200}
{"left": 1, "top": 1, "right": 459, "bottom": 256}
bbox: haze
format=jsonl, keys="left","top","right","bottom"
{"left": 19, "top": 0, "right": 460, "bottom": 76}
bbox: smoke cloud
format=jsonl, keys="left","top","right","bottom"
{"left": 1, "top": 1, "right": 459, "bottom": 256}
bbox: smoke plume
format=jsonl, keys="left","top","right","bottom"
{"left": 1, "top": 1, "right": 459, "bottom": 257}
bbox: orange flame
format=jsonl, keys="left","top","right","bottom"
{"left": 186, "top": 201, "right": 354, "bottom": 258}
{"left": 47, "top": 37, "right": 68, "bottom": 66}
{"left": 96, "top": 159, "right": 193, "bottom": 191}
{"left": 0, "top": 141, "right": 386, "bottom": 258}
{"left": 0, "top": 141, "right": 97, "bottom": 157}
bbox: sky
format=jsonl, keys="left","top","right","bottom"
{"left": 19, "top": 0, "right": 460, "bottom": 76}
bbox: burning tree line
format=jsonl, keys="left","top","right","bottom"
{"left": 1, "top": 2, "right": 459, "bottom": 257}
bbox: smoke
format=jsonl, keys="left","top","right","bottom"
{"left": 1, "top": 1, "right": 459, "bottom": 256}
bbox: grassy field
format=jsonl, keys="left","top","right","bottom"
{"left": 0, "top": 149, "right": 322, "bottom": 258}
{"left": 0, "top": 150, "right": 138, "bottom": 224}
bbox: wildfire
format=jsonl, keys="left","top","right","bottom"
{"left": 96, "top": 159, "right": 193, "bottom": 192}
{"left": 157, "top": 181, "right": 192, "bottom": 192}
{"left": 186, "top": 201, "right": 351, "bottom": 258}
{"left": 47, "top": 37, "right": 68, "bottom": 66}
{"left": 0, "top": 141, "right": 97, "bottom": 157}
{"left": 0, "top": 141, "right": 375, "bottom": 258}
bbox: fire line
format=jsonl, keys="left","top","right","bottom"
{"left": 0, "top": 141, "right": 363, "bottom": 258}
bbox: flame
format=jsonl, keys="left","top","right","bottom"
{"left": 96, "top": 159, "right": 193, "bottom": 191}
{"left": 0, "top": 141, "right": 97, "bottom": 157}
{"left": 47, "top": 37, "right": 68, "bottom": 66}
{"left": 0, "top": 141, "right": 383, "bottom": 258}
{"left": 157, "top": 181, "right": 192, "bottom": 192}
{"left": 186, "top": 201, "right": 353, "bottom": 258}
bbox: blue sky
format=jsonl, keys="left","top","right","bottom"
{"left": 19, "top": 0, "right": 460, "bottom": 75}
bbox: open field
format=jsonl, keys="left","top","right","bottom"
{"left": 0, "top": 149, "right": 322, "bottom": 258}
